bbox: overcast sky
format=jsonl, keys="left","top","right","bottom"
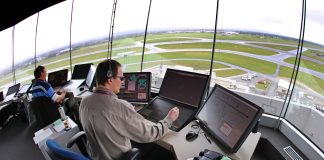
{"left": 0, "top": 0, "right": 324, "bottom": 72}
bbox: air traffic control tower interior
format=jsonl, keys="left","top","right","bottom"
{"left": 0, "top": 0, "right": 323, "bottom": 160}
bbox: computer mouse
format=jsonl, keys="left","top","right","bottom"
{"left": 186, "top": 131, "right": 198, "bottom": 141}
{"left": 79, "top": 87, "right": 84, "bottom": 91}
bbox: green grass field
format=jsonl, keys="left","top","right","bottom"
{"left": 146, "top": 37, "right": 194, "bottom": 43}
{"left": 215, "top": 69, "right": 246, "bottom": 77}
{"left": 284, "top": 57, "right": 324, "bottom": 73}
{"left": 255, "top": 80, "right": 270, "bottom": 90}
{"left": 156, "top": 42, "right": 277, "bottom": 56}
{"left": 279, "top": 66, "right": 324, "bottom": 95}
{"left": 302, "top": 49, "right": 324, "bottom": 62}
{"left": 248, "top": 43, "right": 296, "bottom": 51}
{"left": 146, "top": 32, "right": 324, "bottom": 50}
{"left": 213, "top": 63, "right": 230, "bottom": 69}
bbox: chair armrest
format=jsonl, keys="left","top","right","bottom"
{"left": 67, "top": 131, "right": 86, "bottom": 148}
{"left": 67, "top": 131, "right": 89, "bottom": 157}
{"left": 121, "top": 148, "right": 140, "bottom": 160}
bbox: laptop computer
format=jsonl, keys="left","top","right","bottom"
{"left": 64, "top": 63, "right": 95, "bottom": 91}
{"left": 48, "top": 69, "right": 69, "bottom": 88}
{"left": 138, "top": 69, "right": 209, "bottom": 132}
{"left": 71, "top": 63, "right": 92, "bottom": 79}
{"left": 3, "top": 83, "right": 21, "bottom": 103}
{"left": 48, "top": 68, "right": 85, "bottom": 91}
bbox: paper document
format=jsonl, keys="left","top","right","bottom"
{"left": 33, "top": 128, "right": 53, "bottom": 144}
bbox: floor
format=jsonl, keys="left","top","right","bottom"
{"left": 0, "top": 115, "right": 44, "bottom": 160}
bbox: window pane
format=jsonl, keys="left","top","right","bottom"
{"left": 113, "top": 0, "right": 150, "bottom": 72}
{"left": 71, "top": 0, "right": 112, "bottom": 69}
{"left": 0, "top": 27, "right": 14, "bottom": 89}
{"left": 14, "top": 14, "right": 38, "bottom": 85}
{"left": 212, "top": 0, "right": 301, "bottom": 116}
{"left": 145, "top": 0, "right": 217, "bottom": 88}
{"left": 36, "top": 0, "right": 72, "bottom": 77}
{"left": 285, "top": 0, "right": 324, "bottom": 152}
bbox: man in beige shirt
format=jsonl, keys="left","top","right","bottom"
{"left": 79, "top": 59, "right": 179, "bottom": 160}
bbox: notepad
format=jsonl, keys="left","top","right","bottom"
{"left": 33, "top": 128, "right": 53, "bottom": 144}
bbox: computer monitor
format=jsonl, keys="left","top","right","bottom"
{"left": 48, "top": 69, "right": 68, "bottom": 88}
{"left": 6, "top": 83, "right": 21, "bottom": 96}
{"left": 117, "top": 72, "right": 151, "bottom": 103}
{"left": 17, "top": 84, "right": 31, "bottom": 95}
{"left": 159, "top": 68, "right": 209, "bottom": 108}
{"left": 195, "top": 84, "right": 264, "bottom": 153}
{"left": 72, "top": 63, "right": 92, "bottom": 79}
{"left": 85, "top": 65, "right": 96, "bottom": 88}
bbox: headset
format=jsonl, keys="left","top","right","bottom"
{"left": 107, "top": 59, "right": 113, "bottom": 79}
{"left": 106, "top": 0, "right": 117, "bottom": 79}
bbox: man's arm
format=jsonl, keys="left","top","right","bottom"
{"left": 52, "top": 90, "right": 66, "bottom": 103}
{"left": 119, "top": 106, "right": 179, "bottom": 143}
{"left": 48, "top": 87, "right": 66, "bottom": 103}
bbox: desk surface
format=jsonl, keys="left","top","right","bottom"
{"left": 157, "top": 121, "right": 260, "bottom": 160}
{"left": 34, "top": 117, "right": 80, "bottom": 160}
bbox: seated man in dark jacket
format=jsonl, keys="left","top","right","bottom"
{"left": 31, "top": 66, "right": 66, "bottom": 128}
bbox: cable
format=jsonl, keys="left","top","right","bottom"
{"left": 140, "top": 0, "right": 152, "bottom": 72}
{"left": 12, "top": 26, "right": 16, "bottom": 84}
{"left": 207, "top": 0, "right": 220, "bottom": 97}
{"left": 191, "top": 123, "right": 211, "bottom": 143}
{"left": 69, "top": 0, "right": 75, "bottom": 76}
{"left": 276, "top": 0, "right": 306, "bottom": 130}
{"left": 107, "top": 0, "right": 118, "bottom": 60}
{"left": 34, "top": 12, "right": 40, "bottom": 68}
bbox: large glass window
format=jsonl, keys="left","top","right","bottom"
{"left": 285, "top": 0, "right": 324, "bottom": 152}
{"left": 213, "top": 0, "right": 302, "bottom": 117}
{"left": 71, "top": 0, "right": 112, "bottom": 69}
{"left": 145, "top": 0, "right": 217, "bottom": 88}
{"left": 112, "top": 0, "right": 150, "bottom": 72}
{"left": 0, "top": 27, "right": 14, "bottom": 89}
{"left": 36, "top": 0, "right": 72, "bottom": 77}
{"left": 14, "top": 14, "right": 38, "bottom": 85}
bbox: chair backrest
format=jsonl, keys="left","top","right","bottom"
{"left": 66, "top": 131, "right": 140, "bottom": 160}
{"left": 30, "top": 96, "right": 60, "bottom": 129}
{"left": 45, "top": 139, "right": 90, "bottom": 160}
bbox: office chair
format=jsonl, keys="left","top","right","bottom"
{"left": 30, "top": 97, "right": 60, "bottom": 129}
{"left": 46, "top": 131, "right": 140, "bottom": 160}
{"left": 67, "top": 131, "right": 141, "bottom": 160}
{"left": 45, "top": 131, "right": 90, "bottom": 160}
{"left": 45, "top": 139, "right": 90, "bottom": 160}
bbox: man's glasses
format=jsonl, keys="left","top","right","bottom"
{"left": 115, "top": 76, "right": 125, "bottom": 81}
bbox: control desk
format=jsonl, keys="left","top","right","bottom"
{"left": 73, "top": 86, "right": 261, "bottom": 160}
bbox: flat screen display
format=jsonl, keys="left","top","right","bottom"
{"left": 48, "top": 69, "right": 68, "bottom": 88}
{"left": 18, "top": 84, "right": 32, "bottom": 95}
{"left": 159, "top": 69, "right": 209, "bottom": 107}
{"left": 196, "top": 84, "right": 263, "bottom": 153}
{"left": 6, "top": 83, "right": 21, "bottom": 96}
{"left": 72, "top": 63, "right": 92, "bottom": 79}
{"left": 117, "top": 72, "right": 151, "bottom": 103}
{"left": 86, "top": 65, "right": 96, "bottom": 88}
{"left": 139, "top": 97, "right": 197, "bottom": 131}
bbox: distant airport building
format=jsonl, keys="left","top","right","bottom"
{"left": 277, "top": 79, "right": 291, "bottom": 94}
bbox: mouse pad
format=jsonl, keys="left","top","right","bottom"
{"left": 138, "top": 97, "right": 197, "bottom": 132}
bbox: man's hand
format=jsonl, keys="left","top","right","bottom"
{"left": 167, "top": 107, "right": 180, "bottom": 121}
